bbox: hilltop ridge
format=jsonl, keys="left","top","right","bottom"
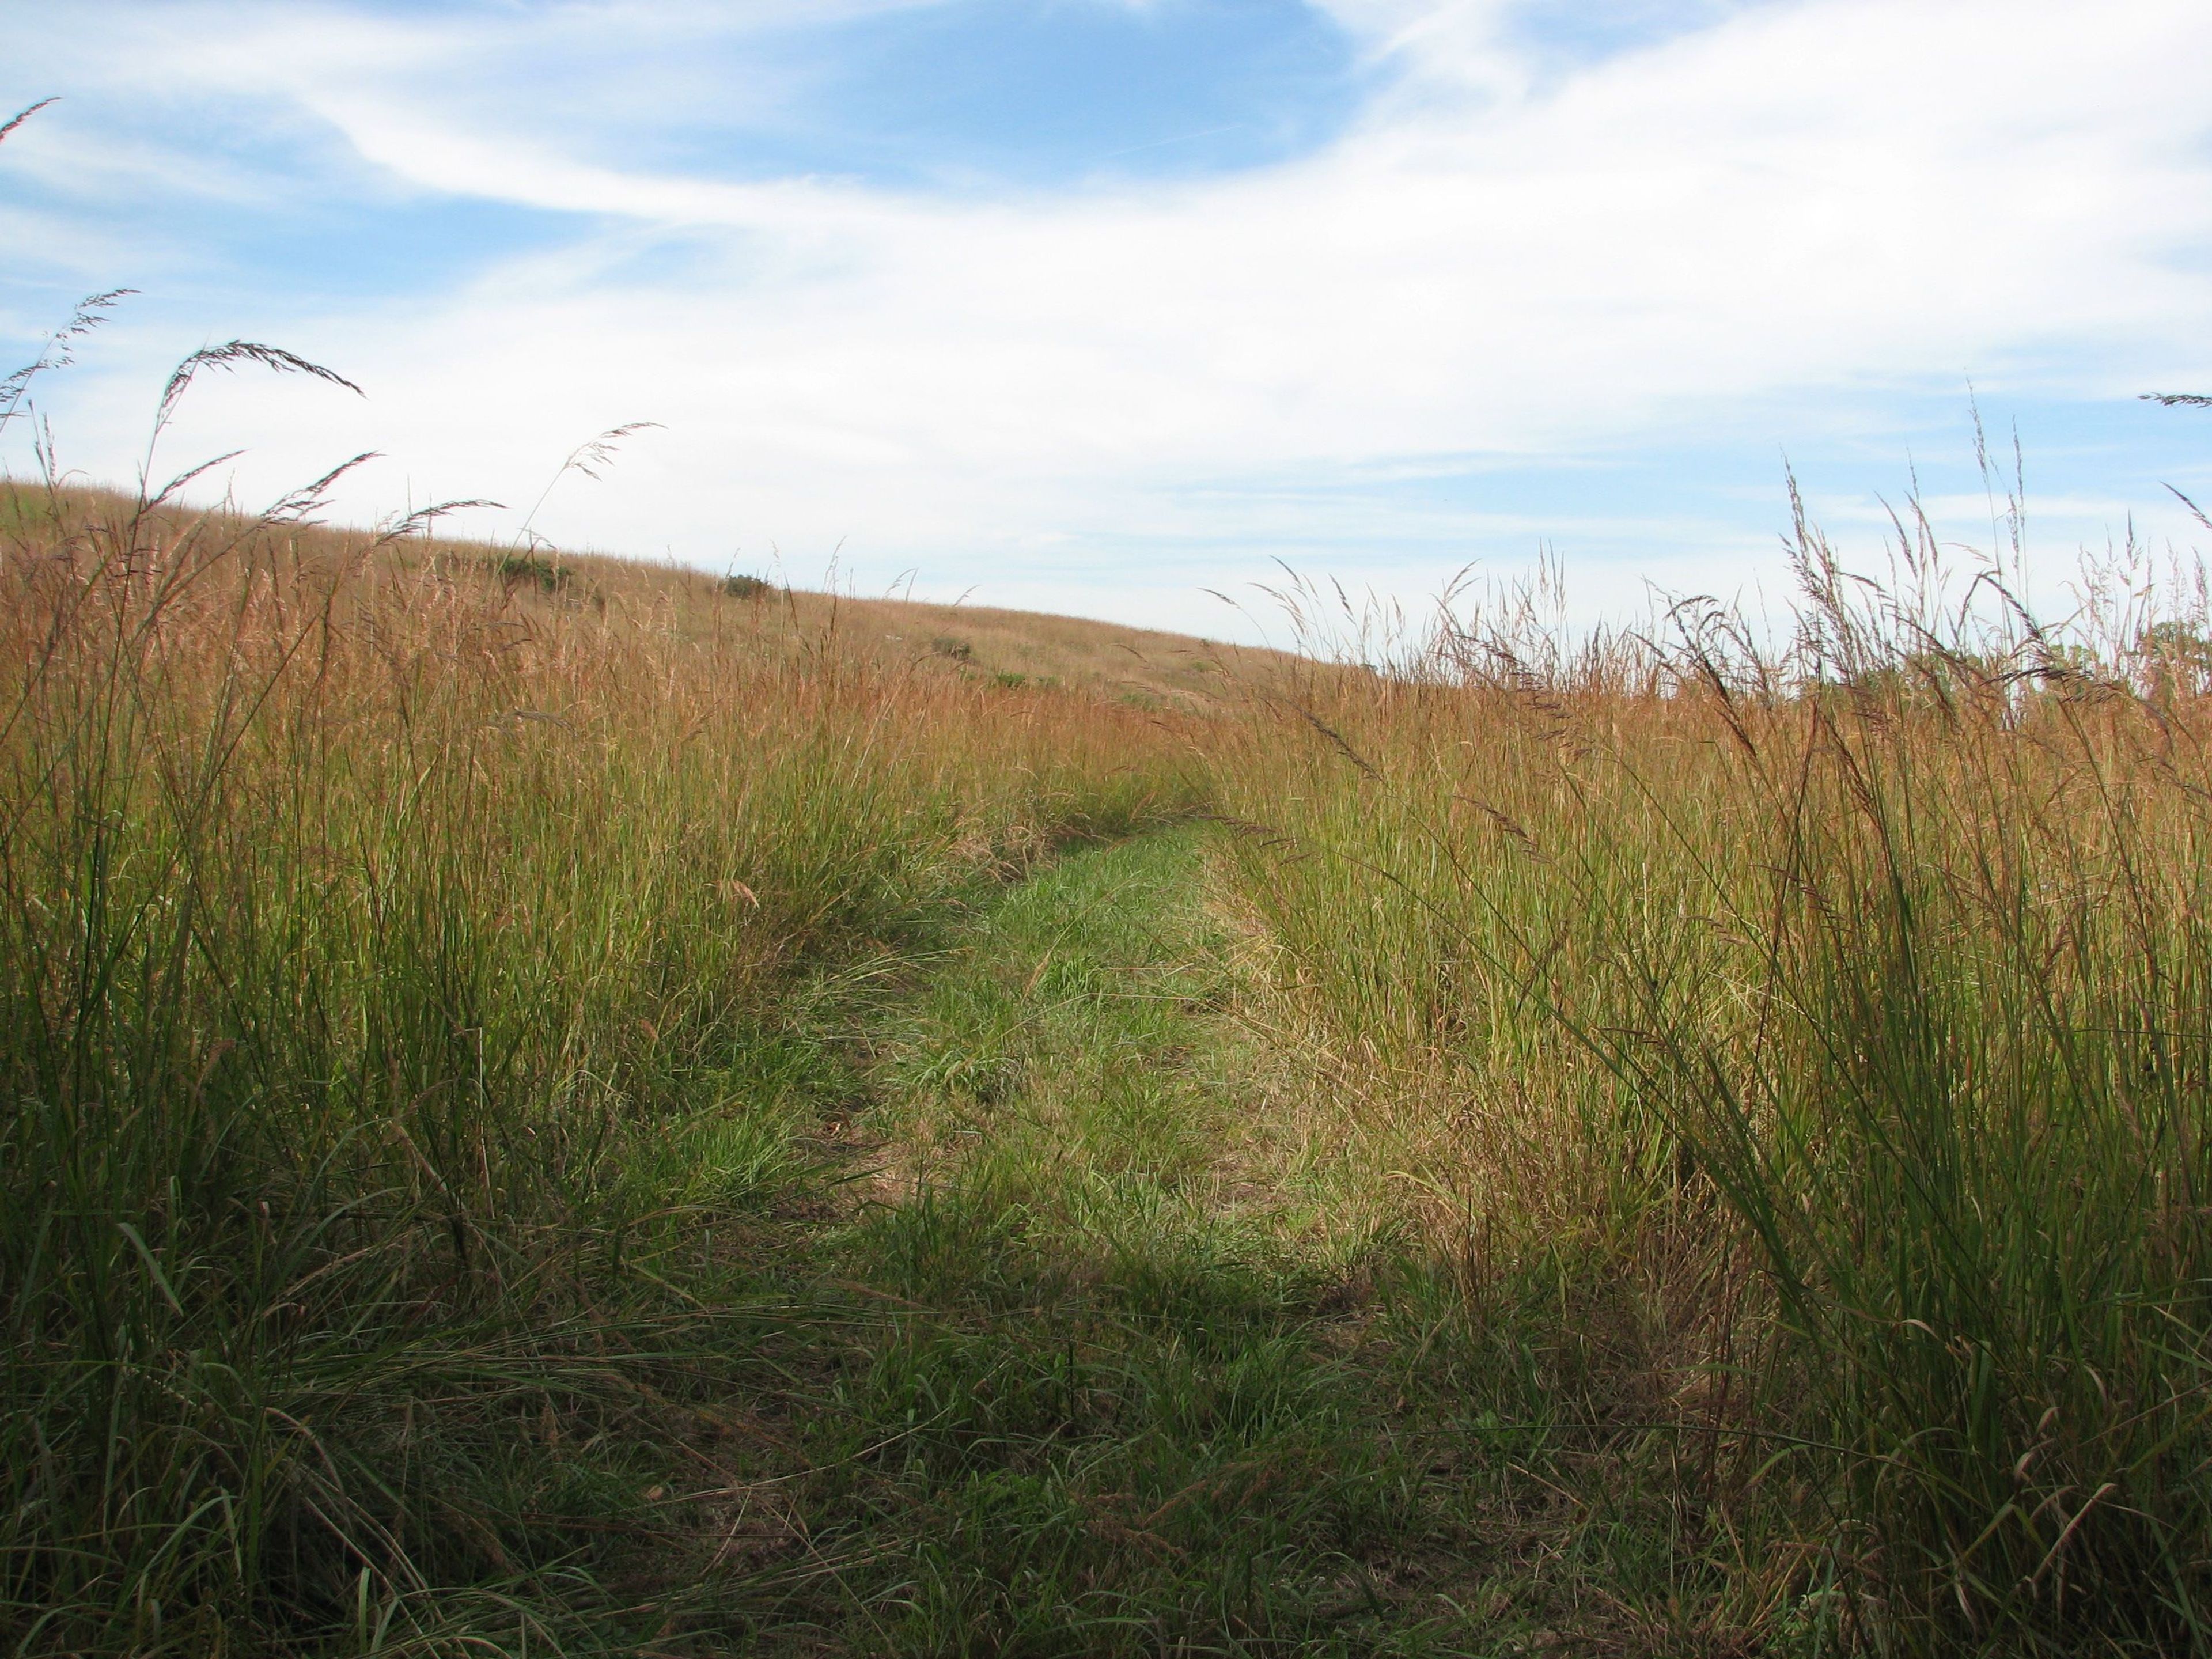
{"left": 3, "top": 482, "right": 1303, "bottom": 712}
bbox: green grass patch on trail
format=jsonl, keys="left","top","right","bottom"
{"left": 687, "top": 831, "right": 1739, "bottom": 1657}
{"left": 751, "top": 830, "right": 1470, "bottom": 1654}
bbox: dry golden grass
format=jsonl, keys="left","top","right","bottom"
{"left": 0, "top": 475, "right": 1208, "bottom": 1656}
{"left": 754, "top": 589, "right": 1293, "bottom": 710}
{"left": 14, "top": 456, "right": 2212, "bottom": 1654}
{"left": 1206, "top": 536, "right": 2212, "bottom": 1652}
{"left": 5, "top": 482, "right": 1304, "bottom": 711}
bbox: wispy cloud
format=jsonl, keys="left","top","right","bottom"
{"left": 7, "top": 0, "right": 2210, "bottom": 634}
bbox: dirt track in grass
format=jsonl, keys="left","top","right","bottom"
{"left": 701, "top": 828, "right": 1729, "bottom": 1658}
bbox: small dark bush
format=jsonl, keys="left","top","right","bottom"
{"left": 491, "top": 551, "right": 567, "bottom": 592}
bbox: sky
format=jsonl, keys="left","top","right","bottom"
{"left": 4, "top": 0, "right": 2212, "bottom": 643}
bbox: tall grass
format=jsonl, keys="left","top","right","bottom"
{"left": 12, "top": 272, "right": 2210, "bottom": 1650}
{"left": 0, "top": 473, "right": 1194, "bottom": 1654}
{"left": 1214, "top": 506, "right": 2212, "bottom": 1650}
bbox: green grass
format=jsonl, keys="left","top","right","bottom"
{"left": 0, "top": 483, "right": 1199, "bottom": 1656}
{"left": 724, "top": 832, "right": 1472, "bottom": 1653}
{"left": 1209, "top": 543, "right": 2212, "bottom": 1654}
{"left": 687, "top": 831, "right": 1764, "bottom": 1656}
{"left": 11, "top": 438, "right": 2212, "bottom": 1655}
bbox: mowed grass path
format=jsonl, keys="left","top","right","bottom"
{"left": 726, "top": 831, "right": 1722, "bottom": 1658}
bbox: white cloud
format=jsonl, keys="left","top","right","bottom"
{"left": 9, "top": 0, "right": 2212, "bottom": 634}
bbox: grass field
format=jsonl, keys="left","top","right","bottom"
{"left": 5, "top": 453, "right": 2211, "bottom": 1657}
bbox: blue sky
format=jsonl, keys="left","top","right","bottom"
{"left": 5, "top": 0, "right": 2212, "bottom": 640}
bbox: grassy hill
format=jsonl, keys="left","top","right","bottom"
{"left": 2, "top": 484, "right": 1297, "bottom": 711}
{"left": 6, "top": 477, "right": 2212, "bottom": 1656}
{"left": 449, "top": 544, "right": 1304, "bottom": 712}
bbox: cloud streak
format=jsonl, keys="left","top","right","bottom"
{"left": 7, "top": 0, "right": 2211, "bottom": 633}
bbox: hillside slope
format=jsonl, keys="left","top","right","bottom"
{"left": 1, "top": 484, "right": 1302, "bottom": 711}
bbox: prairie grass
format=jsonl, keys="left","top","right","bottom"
{"left": 8, "top": 335, "right": 2212, "bottom": 1653}
{"left": 0, "top": 477, "right": 1196, "bottom": 1654}
{"left": 1211, "top": 515, "right": 2212, "bottom": 1652}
